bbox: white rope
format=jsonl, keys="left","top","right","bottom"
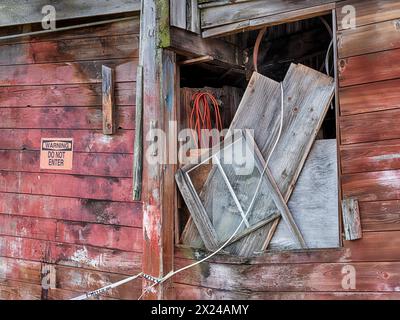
{"left": 71, "top": 272, "right": 143, "bottom": 300}
{"left": 71, "top": 81, "right": 286, "bottom": 301}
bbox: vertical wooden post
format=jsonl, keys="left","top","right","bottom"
{"left": 333, "top": 8, "right": 344, "bottom": 246}
{"left": 133, "top": 65, "right": 143, "bottom": 200}
{"left": 102, "top": 65, "right": 115, "bottom": 135}
{"left": 141, "top": 0, "right": 176, "bottom": 300}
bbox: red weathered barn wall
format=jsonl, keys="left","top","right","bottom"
{"left": 0, "top": 18, "right": 143, "bottom": 299}
{"left": 172, "top": 0, "right": 400, "bottom": 299}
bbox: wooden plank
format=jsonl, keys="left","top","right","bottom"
{"left": 0, "top": 171, "right": 134, "bottom": 202}
{"left": 0, "top": 34, "right": 138, "bottom": 65}
{"left": 0, "top": 193, "right": 142, "bottom": 228}
{"left": 133, "top": 66, "right": 143, "bottom": 200}
{"left": 0, "top": 60, "right": 136, "bottom": 86}
{"left": 340, "top": 109, "right": 400, "bottom": 145}
{"left": 339, "top": 49, "right": 400, "bottom": 87}
{"left": 359, "top": 200, "right": 400, "bottom": 232}
{"left": 0, "top": 256, "right": 42, "bottom": 284}
{"left": 0, "top": 150, "right": 134, "bottom": 178}
{"left": 0, "top": 279, "right": 42, "bottom": 300}
{"left": 170, "top": 0, "right": 187, "bottom": 29}
{"left": 141, "top": 0, "right": 175, "bottom": 300}
{"left": 177, "top": 230, "right": 400, "bottom": 264}
{"left": 0, "top": 236, "right": 48, "bottom": 262}
{"left": 168, "top": 27, "right": 243, "bottom": 67}
{"left": 174, "top": 259, "right": 400, "bottom": 292}
{"left": 0, "top": 237, "right": 142, "bottom": 278}
{"left": 338, "top": 19, "right": 400, "bottom": 58}
{"left": 0, "top": 106, "right": 134, "bottom": 130}
{"left": 0, "top": 82, "right": 135, "bottom": 108}
{"left": 54, "top": 265, "right": 141, "bottom": 300}
{"left": 339, "top": 79, "right": 400, "bottom": 116}
{"left": 340, "top": 139, "right": 400, "bottom": 174}
{"left": 179, "top": 55, "right": 214, "bottom": 66}
{"left": 183, "top": 64, "right": 334, "bottom": 257}
{"left": 0, "top": 129, "right": 134, "bottom": 154}
{"left": 0, "top": 214, "right": 57, "bottom": 241}
{"left": 333, "top": 7, "right": 343, "bottom": 248}
{"left": 187, "top": 0, "right": 201, "bottom": 34}
{"left": 270, "top": 140, "right": 339, "bottom": 250}
{"left": 343, "top": 230, "right": 400, "bottom": 261}
{"left": 342, "top": 198, "right": 362, "bottom": 240}
{"left": 200, "top": 0, "right": 336, "bottom": 29}
{"left": 102, "top": 66, "right": 116, "bottom": 134}
{"left": 0, "top": 18, "right": 140, "bottom": 45}
{"left": 248, "top": 133, "right": 307, "bottom": 248}
{"left": 342, "top": 170, "right": 400, "bottom": 202}
{"left": 49, "top": 242, "right": 142, "bottom": 275}
{"left": 0, "top": 0, "right": 141, "bottom": 28}
{"left": 174, "top": 283, "right": 400, "bottom": 300}
{"left": 56, "top": 222, "right": 142, "bottom": 252}
{"left": 336, "top": 0, "right": 400, "bottom": 31}
{"left": 202, "top": 3, "right": 335, "bottom": 38}
{"left": 160, "top": 49, "right": 179, "bottom": 300}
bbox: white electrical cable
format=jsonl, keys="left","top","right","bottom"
{"left": 71, "top": 272, "right": 143, "bottom": 300}
{"left": 138, "top": 81, "right": 285, "bottom": 300}
{"left": 325, "top": 40, "right": 333, "bottom": 76}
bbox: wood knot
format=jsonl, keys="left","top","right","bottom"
{"left": 381, "top": 272, "right": 390, "bottom": 280}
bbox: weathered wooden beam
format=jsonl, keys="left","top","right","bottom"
{"left": 133, "top": 66, "right": 143, "bottom": 200}
{"left": 167, "top": 27, "right": 244, "bottom": 68}
{"left": 336, "top": 0, "right": 400, "bottom": 31}
{"left": 141, "top": 0, "right": 176, "bottom": 300}
{"left": 341, "top": 198, "right": 362, "bottom": 240}
{"left": 270, "top": 140, "right": 339, "bottom": 250}
{"left": 202, "top": 2, "right": 336, "bottom": 38}
{"left": 179, "top": 55, "right": 214, "bottom": 66}
{"left": 170, "top": 0, "right": 187, "bottom": 29}
{"left": 187, "top": 0, "right": 201, "bottom": 34}
{"left": 201, "top": 0, "right": 336, "bottom": 29}
{"left": 0, "top": 0, "right": 141, "bottom": 28}
{"left": 248, "top": 133, "right": 307, "bottom": 249}
{"left": 102, "top": 65, "right": 115, "bottom": 135}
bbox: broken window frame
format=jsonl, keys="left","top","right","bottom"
{"left": 175, "top": 129, "right": 306, "bottom": 252}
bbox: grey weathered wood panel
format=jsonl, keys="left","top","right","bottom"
{"left": 102, "top": 65, "right": 115, "bottom": 135}
{"left": 269, "top": 139, "right": 339, "bottom": 250}
{"left": 187, "top": 0, "right": 201, "bottom": 33}
{"left": 168, "top": 27, "right": 244, "bottom": 67}
{"left": 0, "top": 0, "right": 140, "bottom": 27}
{"left": 201, "top": 2, "right": 335, "bottom": 38}
{"left": 170, "top": 0, "right": 187, "bottom": 29}
{"left": 182, "top": 64, "right": 334, "bottom": 256}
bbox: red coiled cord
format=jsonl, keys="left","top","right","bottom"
{"left": 189, "top": 92, "right": 223, "bottom": 149}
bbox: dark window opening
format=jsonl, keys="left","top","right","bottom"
{"left": 176, "top": 13, "right": 340, "bottom": 255}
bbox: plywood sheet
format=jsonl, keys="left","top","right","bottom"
{"left": 269, "top": 139, "right": 339, "bottom": 250}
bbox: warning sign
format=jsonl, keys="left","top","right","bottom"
{"left": 40, "top": 138, "right": 73, "bottom": 170}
